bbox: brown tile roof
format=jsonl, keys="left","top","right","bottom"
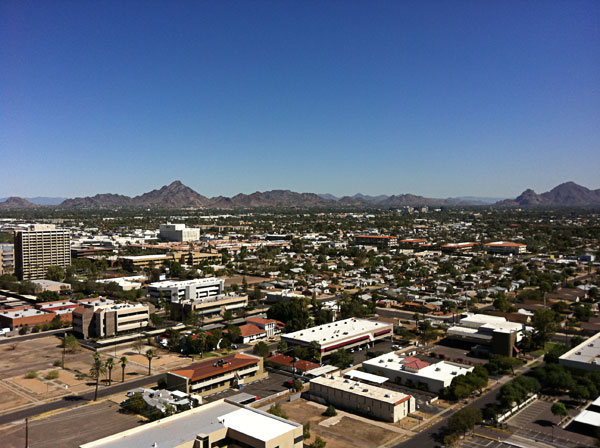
{"left": 170, "top": 353, "right": 259, "bottom": 382}
{"left": 238, "top": 324, "right": 266, "bottom": 338}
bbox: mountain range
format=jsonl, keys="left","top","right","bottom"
{"left": 495, "top": 182, "right": 600, "bottom": 207}
{"left": 0, "top": 181, "right": 598, "bottom": 209}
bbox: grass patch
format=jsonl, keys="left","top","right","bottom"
{"left": 25, "top": 371, "right": 38, "bottom": 379}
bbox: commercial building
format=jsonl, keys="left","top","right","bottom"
{"left": 363, "top": 352, "right": 474, "bottom": 393}
{"left": 30, "top": 279, "right": 72, "bottom": 293}
{"left": 119, "top": 254, "right": 170, "bottom": 270}
{"left": 441, "top": 242, "right": 477, "bottom": 253}
{"left": 446, "top": 313, "right": 527, "bottom": 357}
{"left": 171, "top": 250, "right": 221, "bottom": 266}
{"left": 0, "top": 306, "right": 57, "bottom": 330}
{"left": 0, "top": 243, "right": 14, "bottom": 275}
{"left": 167, "top": 353, "right": 267, "bottom": 396}
{"left": 14, "top": 224, "right": 71, "bottom": 280}
{"left": 237, "top": 317, "right": 280, "bottom": 344}
{"left": 173, "top": 294, "right": 249, "bottom": 321}
{"left": 148, "top": 278, "right": 225, "bottom": 303}
{"left": 484, "top": 241, "right": 526, "bottom": 256}
{"left": 281, "top": 318, "right": 393, "bottom": 356}
{"left": 80, "top": 398, "right": 303, "bottom": 448}
{"left": 265, "top": 289, "right": 306, "bottom": 303}
{"left": 309, "top": 376, "right": 415, "bottom": 422}
{"left": 159, "top": 223, "right": 201, "bottom": 242}
{"left": 559, "top": 331, "right": 600, "bottom": 372}
{"left": 72, "top": 298, "right": 150, "bottom": 339}
{"left": 354, "top": 235, "right": 398, "bottom": 249}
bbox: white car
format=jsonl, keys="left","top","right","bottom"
{"left": 0, "top": 328, "right": 10, "bottom": 336}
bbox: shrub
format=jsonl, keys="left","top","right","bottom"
{"left": 53, "top": 360, "right": 62, "bottom": 367}
{"left": 268, "top": 403, "right": 288, "bottom": 419}
{"left": 25, "top": 371, "right": 38, "bottom": 379}
{"left": 45, "top": 370, "right": 59, "bottom": 380}
{"left": 324, "top": 405, "right": 337, "bottom": 417}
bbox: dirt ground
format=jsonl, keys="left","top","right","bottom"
{"left": 280, "top": 399, "right": 399, "bottom": 448}
{"left": 0, "top": 384, "right": 30, "bottom": 411}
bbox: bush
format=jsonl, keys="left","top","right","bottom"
{"left": 157, "top": 377, "right": 167, "bottom": 389}
{"left": 45, "top": 370, "right": 59, "bottom": 380}
{"left": 25, "top": 371, "right": 38, "bottom": 379}
{"left": 268, "top": 403, "right": 288, "bottom": 419}
{"left": 19, "top": 325, "right": 29, "bottom": 335}
{"left": 309, "top": 436, "right": 327, "bottom": 448}
{"left": 293, "top": 379, "right": 303, "bottom": 392}
{"left": 303, "top": 422, "right": 311, "bottom": 439}
{"left": 324, "top": 405, "right": 337, "bottom": 417}
{"left": 53, "top": 360, "right": 62, "bottom": 367}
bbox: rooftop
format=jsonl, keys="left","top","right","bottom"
{"left": 311, "top": 376, "right": 411, "bottom": 405}
{"left": 559, "top": 331, "right": 600, "bottom": 367}
{"left": 283, "top": 318, "right": 391, "bottom": 345}
{"left": 148, "top": 277, "right": 223, "bottom": 288}
{"left": 573, "top": 409, "right": 600, "bottom": 427}
{"left": 170, "top": 353, "right": 260, "bottom": 383}
{"left": 484, "top": 241, "right": 526, "bottom": 247}
{"left": 364, "top": 352, "right": 473, "bottom": 381}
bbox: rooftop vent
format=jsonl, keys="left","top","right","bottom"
{"left": 384, "top": 394, "right": 391, "bottom": 398}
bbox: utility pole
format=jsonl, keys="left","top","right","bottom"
{"left": 25, "top": 418, "right": 29, "bottom": 448}
{"left": 62, "top": 331, "right": 66, "bottom": 369}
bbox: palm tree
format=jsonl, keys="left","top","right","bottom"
{"left": 120, "top": 356, "right": 128, "bottom": 383}
{"left": 105, "top": 357, "right": 114, "bottom": 386}
{"left": 90, "top": 357, "right": 107, "bottom": 401}
{"left": 145, "top": 349, "right": 154, "bottom": 375}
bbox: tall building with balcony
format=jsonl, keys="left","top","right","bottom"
{"left": 14, "top": 225, "right": 70, "bottom": 280}
{"left": 0, "top": 243, "right": 14, "bottom": 275}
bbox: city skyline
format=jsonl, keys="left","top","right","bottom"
{"left": 1, "top": 1, "right": 599, "bottom": 198}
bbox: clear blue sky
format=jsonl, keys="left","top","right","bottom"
{"left": 1, "top": 1, "right": 599, "bottom": 199}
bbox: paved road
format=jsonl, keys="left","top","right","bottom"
{"left": 0, "top": 372, "right": 165, "bottom": 425}
{"left": 393, "top": 361, "right": 537, "bottom": 448}
{"left": 0, "top": 329, "right": 70, "bottom": 346}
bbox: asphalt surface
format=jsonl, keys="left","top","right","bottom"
{"left": 0, "top": 328, "right": 70, "bottom": 346}
{"left": 0, "top": 372, "right": 165, "bottom": 425}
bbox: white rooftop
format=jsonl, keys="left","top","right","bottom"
{"left": 284, "top": 318, "right": 391, "bottom": 345}
{"left": 560, "top": 332, "right": 600, "bottom": 367}
{"left": 345, "top": 369, "right": 388, "bottom": 384}
{"left": 0, "top": 308, "right": 49, "bottom": 318}
{"left": 574, "top": 409, "right": 600, "bottom": 427}
{"left": 148, "top": 277, "right": 223, "bottom": 288}
{"left": 364, "top": 352, "right": 473, "bottom": 383}
{"left": 311, "top": 376, "right": 411, "bottom": 405}
{"left": 218, "top": 408, "right": 298, "bottom": 442}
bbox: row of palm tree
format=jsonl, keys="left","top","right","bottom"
{"left": 89, "top": 350, "right": 154, "bottom": 401}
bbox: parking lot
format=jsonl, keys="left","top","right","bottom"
{"left": 202, "top": 371, "right": 290, "bottom": 403}
{"left": 506, "top": 399, "right": 597, "bottom": 447}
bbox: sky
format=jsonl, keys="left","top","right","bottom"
{"left": 1, "top": 0, "right": 599, "bottom": 199}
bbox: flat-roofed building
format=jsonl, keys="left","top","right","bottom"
{"left": 80, "top": 398, "right": 303, "bottom": 448}
{"left": 72, "top": 298, "right": 150, "bottom": 339}
{"left": 559, "top": 331, "right": 600, "bottom": 372}
{"left": 363, "top": 352, "right": 474, "bottom": 393}
{"left": 484, "top": 241, "right": 526, "bottom": 255}
{"left": 159, "top": 223, "right": 201, "bottom": 242}
{"left": 441, "top": 242, "right": 477, "bottom": 253}
{"left": 0, "top": 306, "right": 58, "bottom": 330}
{"left": 354, "top": 235, "right": 398, "bottom": 249}
{"left": 119, "top": 254, "right": 170, "bottom": 270}
{"left": 173, "top": 294, "right": 249, "bottom": 321}
{"left": 309, "top": 376, "right": 415, "bottom": 422}
{"left": 14, "top": 224, "right": 70, "bottom": 280}
{"left": 167, "top": 353, "right": 267, "bottom": 396}
{"left": 31, "top": 279, "right": 71, "bottom": 293}
{"left": 446, "top": 313, "right": 526, "bottom": 357}
{"left": 148, "top": 277, "right": 225, "bottom": 303}
{"left": 281, "top": 318, "right": 393, "bottom": 357}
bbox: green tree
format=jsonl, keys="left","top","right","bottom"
{"left": 105, "top": 357, "right": 115, "bottom": 386}
{"left": 145, "top": 349, "right": 154, "bottom": 375}
{"left": 62, "top": 334, "right": 80, "bottom": 353}
{"left": 90, "top": 357, "right": 107, "bottom": 401}
{"left": 46, "top": 265, "right": 65, "bottom": 282}
{"left": 309, "top": 436, "right": 327, "bottom": 448}
{"left": 447, "top": 407, "right": 482, "bottom": 434}
{"left": 253, "top": 341, "right": 270, "bottom": 357}
{"left": 532, "top": 308, "right": 558, "bottom": 347}
{"left": 268, "top": 403, "right": 288, "bottom": 419}
{"left": 223, "top": 309, "right": 234, "bottom": 323}
{"left": 120, "top": 356, "right": 128, "bottom": 382}
{"left": 303, "top": 422, "right": 311, "bottom": 439}
{"left": 330, "top": 349, "right": 352, "bottom": 369}
{"left": 551, "top": 402, "right": 568, "bottom": 419}
{"left": 277, "top": 339, "right": 288, "bottom": 353}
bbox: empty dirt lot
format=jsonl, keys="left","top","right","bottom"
{"left": 279, "top": 399, "right": 401, "bottom": 448}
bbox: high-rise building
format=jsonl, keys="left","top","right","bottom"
{"left": 0, "top": 243, "right": 14, "bottom": 275}
{"left": 159, "top": 223, "right": 200, "bottom": 242}
{"left": 14, "top": 224, "right": 71, "bottom": 280}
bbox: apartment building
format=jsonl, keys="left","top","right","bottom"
{"left": 167, "top": 353, "right": 267, "bottom": 396}
{"left": 72, "top": 297, "right": 150, "bottom": 339}
{"left": 159, "top": 223, "right": 201, "bottom": 242}
{"left": 309, "top": 376, "right": 415, "bottom": 422}
{"left": 0, "top": 243, "right": 14, "bottom": 275}
{"left": 14, "top": 224, "right": 70, "bottom": 280}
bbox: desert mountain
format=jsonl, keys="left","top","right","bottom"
{"left": 496, "top": 182, "right": 600, "bottom": 207}
{"left": 0, "top": 197, "right": 38, "bottom": 209}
